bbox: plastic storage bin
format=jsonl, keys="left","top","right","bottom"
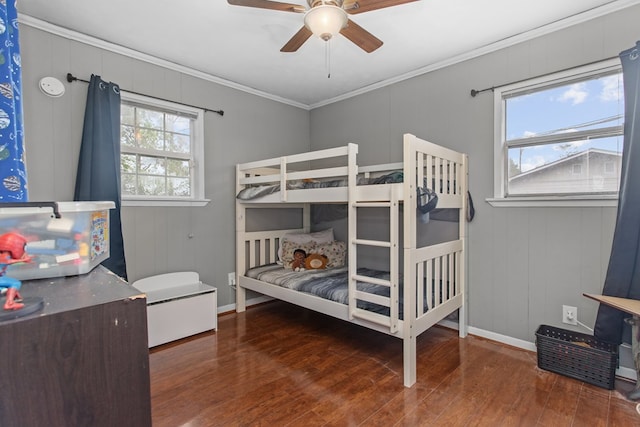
{"left": 0, "top": 201, "right": 115, "bottom": 280}
{"left": 535, "top": 324, "right": 618, "bottom": 389}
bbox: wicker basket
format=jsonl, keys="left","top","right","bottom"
{"left": 535, "top": 324, "right": 618, "bottom": 389}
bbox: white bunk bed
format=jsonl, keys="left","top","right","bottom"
{"left": 235, "top": 133, "right": 468, "bottom": 387}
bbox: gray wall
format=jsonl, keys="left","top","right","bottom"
{"left": 309, "top": 6, "right": 639, "bottom": 343}
{"left": 20, "top": 24, "right": 310, "bottom": 307}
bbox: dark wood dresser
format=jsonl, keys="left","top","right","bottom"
{"left": 0, "top": 266, "right": 151, "bottom": 427}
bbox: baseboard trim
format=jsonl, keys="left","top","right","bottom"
{"left": 467, "top": 326, "right": 537, "bottom": 352}
{"left": 218, "top": 295, "right": 274, "bottom": 316}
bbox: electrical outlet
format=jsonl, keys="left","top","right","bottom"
{"left": 562, "top": 305, "right": 577, "bottom": 325}
{"left": 228, "top": 272, "right": 236, "bottom": 287}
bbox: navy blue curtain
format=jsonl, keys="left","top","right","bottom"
{"left": 74, "top": 75, "right": 127, "bottom": 280}
{"left": 0, "top": 1, "right": 27, "bottom": 201}
{"left": 594, "top": 42, "right": 640, "bottom": 344}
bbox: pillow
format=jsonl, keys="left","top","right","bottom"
{"left": 278, "top": 228, "right": 334, "bottom": 262}
{"left": 282, "top": 228, "right": 334, "bottom": 245}
{"left": 315, "top": 240, "right": 347, "bottom": 268}
{"left": 280, "top": 240, "right": 316, "bottom": 269}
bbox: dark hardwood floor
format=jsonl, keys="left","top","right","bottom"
{"left": 149, "top": 301, "right": 639, "bottom": 426}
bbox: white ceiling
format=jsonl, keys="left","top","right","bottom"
{"left": 18, "top": 0, "right": 640, "bottom": 108}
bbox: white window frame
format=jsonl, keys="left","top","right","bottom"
{"left": 488, "top": 58, "right": 622, "bottom": 208}
{"left": 120, "top": 92, "right": 209, "bottom": 207}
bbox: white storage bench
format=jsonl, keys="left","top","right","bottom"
{"left": 132, "top": 272, "right": 217, "bottom": 347}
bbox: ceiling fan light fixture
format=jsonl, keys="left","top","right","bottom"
{"left": 304, "top": 4, "right": 348, "bottom": 41}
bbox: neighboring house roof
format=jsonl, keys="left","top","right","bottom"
{"left": 508, "top": 148, "right": 622, "bottom": 194}
{"left": 509, "top": 148, "right": 621, "bottom": 182}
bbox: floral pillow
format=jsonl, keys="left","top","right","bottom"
{"left": 315, "top": 241, "right": 347, "bottom": 268}
{"left": 277, "top": 228, "right": 334, "bottom": 263}
{"left": 280, "top": 240, "right": 317, "bottom": 269}
{"left": 282, "top": 228, "right": 334, "bottom": 245}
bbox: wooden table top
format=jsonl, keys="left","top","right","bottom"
{"left": 584, "top": 293, "right": 640, "bottom": 317}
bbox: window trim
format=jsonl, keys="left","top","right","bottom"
{"left": 489, "top": 58, "right": 622, "bottom": 207}
{"left": 119, "top": 92, "right": 209, "bottom": 207}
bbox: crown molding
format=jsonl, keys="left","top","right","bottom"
{"left": 309, "top": 0, "right": 640, "bottom": 109}
{"left": 18, "top": 14, "right": 310, "bottom": 110}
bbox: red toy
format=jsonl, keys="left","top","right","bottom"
{"left": 0, "top": 232, "right": 32, "bottom": 310}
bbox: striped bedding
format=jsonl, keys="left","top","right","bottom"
{"left": 245, "top": 264, "right": 393, "bottom": 314}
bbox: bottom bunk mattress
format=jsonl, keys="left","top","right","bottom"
{"left": 245, "top": 264, "right": 392, "bottom": 315}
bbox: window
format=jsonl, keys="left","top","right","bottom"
{"left": 491, "top": 59, "right": 624, "bottom": 206}
{"left": 604, "top": 161, "right": 615, "bottom": 174}
{"left": 120, "top": 92, "right": 207, "bottom": 206}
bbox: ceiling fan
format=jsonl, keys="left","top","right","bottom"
{"left": 227, "top": 0, "right": 418, "bottom": 53}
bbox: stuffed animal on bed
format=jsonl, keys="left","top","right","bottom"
{"left": 290, "top": 249, "right": 307, "bottom": 271}
{"left": 305, "top": 253, "right": 328, "bottom": 270}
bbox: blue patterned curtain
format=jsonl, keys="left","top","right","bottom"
{"left": 0, "top": 1, "right": 26, "bottom": 201}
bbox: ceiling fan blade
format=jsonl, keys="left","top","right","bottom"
{"left": 340, "top": 19, "right": 383, "bottom": 53}
{"left": 227, "top": 0, "right": 305, "bottom": 13}
{"left": 344, "top": 0, "right": 418, "bottom": 14}
{"left": 281, "top": 26, "right": 313, "bottom": 52}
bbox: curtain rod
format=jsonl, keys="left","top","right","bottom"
{"left": 66, "top": 73, "right": 224, "bottom": 116}
{"left": 469, "top": 55, "right": 620, "bottom": 98}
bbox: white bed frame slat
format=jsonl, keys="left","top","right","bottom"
{"left": 354, "top": 290, "right": 390, "bottom": 307}
{"left": 235, "top": 133, "right": 468, "bottom": 388}
{"left": 237, "top": 144, "right": 356, "bottom": 171}
{"left": 352, "top": 274, "right": 391, "bottom": 288}
{"left": 351, "top": 307, "right": 394, "bottom": 328}
{"left": 352, "top": 238, "right": 391, "bottom": 248}
{"left": 241, "top": 166, "right": 352, "bottom": 186}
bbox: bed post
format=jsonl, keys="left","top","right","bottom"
{"left": 236, "top": 164, "right": 246, "bottom": 312}
{"left": 403, "top": 134, "right": 418, "bottom": 387}
{"left": 403, "top": 330, "right": 417, "bottom": 387}
{"left": 347, "top": 143, "right": 358, "bottom": 321}
{"left": 303, "top": 203, "right": 310, "bottom": 233}
{"left": 458, "top": 153, "right": 469, "bottom": 337}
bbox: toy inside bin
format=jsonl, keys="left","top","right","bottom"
{"left": 0, "top": 201, "right": 115, "bottom": 280}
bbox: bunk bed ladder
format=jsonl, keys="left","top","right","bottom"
{"left": 348, "top": 189, "right": 400, "bottom": 334}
